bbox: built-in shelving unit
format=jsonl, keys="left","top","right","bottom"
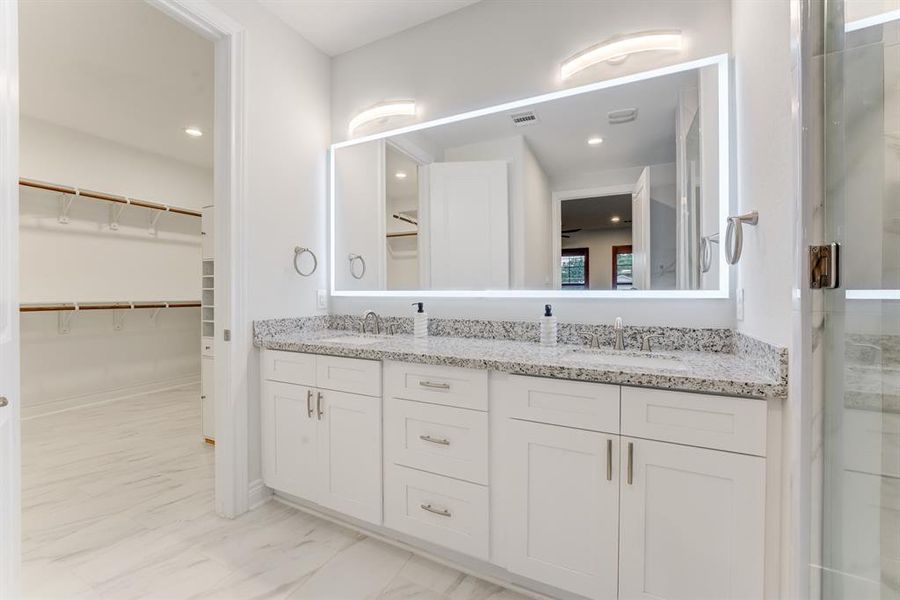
{"left": 200, "top": 205, "right": 215, "bottom": 444}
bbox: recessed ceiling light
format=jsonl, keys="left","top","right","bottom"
{"left": 610, "top": 216, "right": 621, "bottom": 223}
{"left": 587, "top": 136, "right": 604, "bottom": 145}
{"left": 395, "top": 171, "right": 407, "bottom": 179}
{"left": 184, "top": 127, "right": 203, "bottom": 137}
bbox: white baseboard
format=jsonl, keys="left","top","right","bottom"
{"left": 22, "top": 374, "right": 201, "bottom": 420}
{"left": 248, "top": 478, "right": 273, "bottom": 510}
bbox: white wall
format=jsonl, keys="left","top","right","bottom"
{"left": 210, "top": 0, "right": 331, "bottom": 486}
{"left": 18, "top": 117, "right": 209, "bottom": 410}
{"left": 563, "top": 228, "right": 633, "bottom": 290}
{"left": 522, "top": 140, "right": 553, "bottom": 289}
{"left": 732, "top": 0, "right": 794, "bottom": 348}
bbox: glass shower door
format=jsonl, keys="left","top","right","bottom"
{"left": 820, "top": 1, "right": 900, "bottom": 598}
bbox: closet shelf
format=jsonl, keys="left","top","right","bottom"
{"left": 20, "top": 301, "right": 201, "bottom": 312}
{"left": 19, "top": 178, "right": 203, "bottom": 218}
{"left": 386, "top": 231, "right": 418, "bottom": 238}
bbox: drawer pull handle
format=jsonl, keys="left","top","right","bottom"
{"left": 627, "top": 442, "right": 634, "bottom": 485}
{"left": 316, "top": 392, "right": 324, "bottom": 420}
{"left": 420, "top": 503, "right": 452, "bottom": 518}
{"left": 419, "top": 380, "right": 450, "bottom": 390}
{"left": 307, "top": 390, "right": 314, "bottom": 419}
{"left": 606, "top": 439, "right": 612, "bottom": 481}
{"left": 419, "top": 435, "right": 450, "bottom": 446}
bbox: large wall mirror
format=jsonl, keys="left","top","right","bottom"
{"left": 330, "top": 55, "right": 729, "bottom": 298}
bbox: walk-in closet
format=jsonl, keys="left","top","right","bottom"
{"left": 17, "top": 1, "right": 216, "bottom": 592}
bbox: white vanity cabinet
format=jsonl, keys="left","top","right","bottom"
{"left": 261, "top": 350, "right": 383, "bottom": 525}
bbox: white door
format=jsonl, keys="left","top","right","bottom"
{"left": 0, "top": 0, "right": 20, "bottom": 594}
{"left": 200, "top": 356, "right": 215, "bottom": 440}
{"left": 505, "top": 420, "right": 619, "bottom": 600}
{"left": 631, "top": 167, "right": 651, "bottom": 290}
{"left": 619, "top": 438, "right": 766, "bottom": 600}
{"left": 260, "top": 381, "right": 319, "bottom": 502}
{"left": 428, "top": 161, "right": 509, "bottom": 289}
{"left": 317, "top": 389, "right": 382, "bottom": 525}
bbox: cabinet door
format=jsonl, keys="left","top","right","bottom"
{"left": 260, "top": 381, "right": 319, "bottom": 502}
{"left": 201, "top": 205, "right": 214, "bottom": 259}
{"left": 317, "top": 389, "right": 383, "bottom": 525}
{"left": 200, "top": 356, "right": 214, "bottom": 440}
{"left": 505, "top": 419, "right": 618, "bottom": 600}
{"left": 619, "top": 437, "right": 765, "bottom": 600}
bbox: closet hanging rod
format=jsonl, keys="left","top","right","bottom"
{"left": 18, "top": 178, "right": 203, "bottom": 218}
{"left": 19, "top": 301, "right": 201, "bottom": 313}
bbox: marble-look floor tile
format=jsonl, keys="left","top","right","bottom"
{"left": 22, "top": 383, "right": 530, "bottom": 600}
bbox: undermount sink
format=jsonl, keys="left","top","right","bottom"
{"left": 319, "top": 335, "right": 382, "bottom": 346}
{"left": 566, "top": 348, "right": 685, "bottom": 371}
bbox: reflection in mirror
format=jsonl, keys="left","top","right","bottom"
{"left": 332, "top": 57, "right": 726, "bottom": 294}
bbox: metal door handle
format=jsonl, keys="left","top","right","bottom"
{"left": 316, "top": 392, "right": 324, "bottom": 420}
{"left": 607, "top": 439, "right": 613, "bottom": 481}
{"left": 420, "top": 504, "right": 452, "bottom": 517}
{"left": 0, "top": 396, "right": 8, "bottom": 408}
{"left": 419, "top": 380, "right": 450, "bottom": 390}
{"left": 307, "top": 390, "right": 314, "bottom": 419}
{"left": 627, "top": 441, "right": 634, "bottom": 485}
{"left": 419, "top": 435, "right": 450, "bottom": 446}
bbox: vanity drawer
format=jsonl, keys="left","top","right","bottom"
{"left": 493, "top": 374, "right": 620, "bottom": 434}
{"left": 384, "top": 464, "right": 489, "bottom": 560}
{"left": 385, "top": 397, "right": 488, "bottom": 484}
{"left": 316, "top": 355, "right": 381, "bottom": 397}
{"left": 384, "top": 361, "right": 488, "bottom": 411}
{"left": 621, "top": 387, "right": 767, "bottom": 456}
{"left": 262, "top": 350, "right": 317, "bottom": 386}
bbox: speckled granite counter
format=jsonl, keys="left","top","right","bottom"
{"left": 255, "top": 322, "right": 788, "bottom": 400}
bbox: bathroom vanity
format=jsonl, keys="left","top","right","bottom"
{"left": 256, "top": 319, "right": 785, "bottom": 600}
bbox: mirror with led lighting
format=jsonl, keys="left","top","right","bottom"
{"left": 332, "top": 56, "right": 727, "bottom": 295}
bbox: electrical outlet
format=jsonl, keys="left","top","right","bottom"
{"left": 736, "top": 288, "right": 745, "bottom": 321}
{"left": 316, "top": 289, "right": 328, "bottom": 310}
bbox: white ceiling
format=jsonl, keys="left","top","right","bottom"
{"left": 258, "top": 0, "right": 480, "bottom": 56}
{"left": 393, "top": 68, "right": 699, "bottom": 184}
{"left": 19, "top": 0, "right": 214, "bottom": 168}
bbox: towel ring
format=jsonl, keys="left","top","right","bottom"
{"left": 348, "top": 253, "right": 366, "bottom": 279}
{"left": 700, "top": 233, "right": 719, "bottom": 273}
{"left": 293, "top": 246, "right": 317, "bottom": 277}
{"left": 725, "top": 211, "right": 759, "bottom": 265}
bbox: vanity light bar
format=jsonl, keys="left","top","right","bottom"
{"left": 348, "top": 100, "right": 417, "bottom": 135}
{"left": 561, "top": 30, "right": 683, "bottom": 80}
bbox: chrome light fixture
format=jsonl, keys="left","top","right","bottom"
{"left": 561, "top": 30, "right": 683, "bottom": 80}
{"left": 348, "top": 100, "right": 417, "bottom": 136}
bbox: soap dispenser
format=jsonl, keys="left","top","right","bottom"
{"left": 412, "top": 302, "right": 428, "bottom": 338}
{"left": 540, "top": 304, "right": 557, "bottom": 347}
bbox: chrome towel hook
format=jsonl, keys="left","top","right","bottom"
{"left": 348, "top": 253, "right": 367, "bottom": 279}
{"left": 725, "top": 211, "right": 759, "bottom": 265}
{"left": 700, "top": 233, "right": 719, "bottom": 273}
{"left": 293, "top": 246, "right": 317, "bottom": 277}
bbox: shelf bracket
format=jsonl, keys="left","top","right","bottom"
{"left": 109, "top": 199, "right": 129, "bottom": 231}
{"left": 58, "top": 191, "right": 76, "bottom": 224}
{"left": 149, "top": 302, "right": 168, "bottom": 322}
{"left": 58, "top": 304, "right": 78, "bottom": 334}
{"left": 113, "top": 303, "right": 131, "bottom": 331}
{"left": 149, "top": 206, "right": 169, "bottom": 235}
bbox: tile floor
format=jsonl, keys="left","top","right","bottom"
{"left": 21, "top": 384, "right": 530, "bottom": 600}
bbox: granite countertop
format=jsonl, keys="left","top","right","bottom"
{"left": 257, "top": 328, "right": 787, "bottom": 400}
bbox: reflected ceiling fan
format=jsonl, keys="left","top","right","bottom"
{"left": 561, "top": 228, "right": 582, "bottom": 239}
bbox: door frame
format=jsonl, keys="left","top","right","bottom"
{"left": 551, "top": 184, "right": 635, "bottom": 288}
{"left": 148, "top": 0, "right": 248, "bottom": 519}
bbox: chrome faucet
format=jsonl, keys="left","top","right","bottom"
{"left": 613, "top": 317, "right": 625, "bottom": 350}
{"left": 360, "top": 310, "right": 382, "bottom": 335}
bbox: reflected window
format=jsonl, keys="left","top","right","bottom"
{"left": 612, "top": 245, "right": 633, "bottom": 290}
{"left": 561, "top": 248, "right": 589, "bottom": 289}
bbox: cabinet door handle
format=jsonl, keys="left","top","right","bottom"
{"left": 419, "top": 380, "right": 450, "bottom": 390}
{"left": 420, "top": 503, "right": 452, "bottom": 518}
{"left": 627, "top": 441, "right": 634, "bottom": 485}
{"left": 306, "top": 390, "right": 314, "bottom": 419}
{"left": 316, "top": 392, "right": 324, "bottom": 420}
{"left": 607, "top": 439, "right": 613, "bottom": 481}
{"left": 419, "top": 434, "right": 450, "bottom": 446}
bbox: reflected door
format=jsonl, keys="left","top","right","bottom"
{"left": 820, "top": 2, "right": 900, "bottom": 599}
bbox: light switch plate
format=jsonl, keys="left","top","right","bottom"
{"left": 317, "top": 289, "right": 328, "bottom": 310}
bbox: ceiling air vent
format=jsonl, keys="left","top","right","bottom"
{"left": 608, "top": 108, "right": 638, "bottom": 124}
{"left": 510, "top": 110, "right": 539, "bottom": 127}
